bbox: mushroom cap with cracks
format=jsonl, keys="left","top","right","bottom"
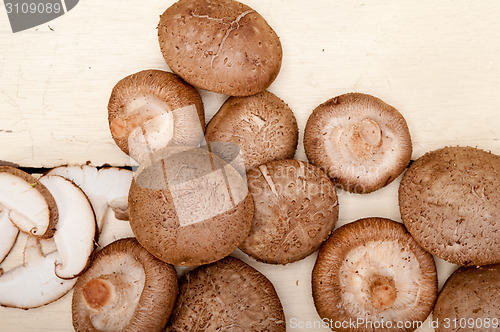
{"left": 433, "top": 264, "right": 500, "bottom": 332}
{"left": 304, "top": 93, "right": 412, "bottom": 194}
{"left": 108, "top": 69, "right": 205, "bottom": 162}
{"left": 72, "top": 238, "right": 178, "bottom": 332}
{"left": 39, "top": 175, "right": 96, "bottom": 279}
{"left": 240, "top": 159, "right": 338, "bottom": 264}
{"left": 205, "top": 90, "right": 299, "bottom": 172}
{"left": 312, "top": 218, "right": 438, "bottom": 332}
{"left": 48, "top": 166, "right": 132, "bottom": 234}
{"left": 0, "top": 166, "right": 58, "bottom": 238}
{"left": 166, "top": 256, "right": 285, "bottom": 331}
{"left": 158, "top": 0, "right": 283, "bottom": 96}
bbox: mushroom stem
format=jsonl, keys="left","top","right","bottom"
{"left": 353, "top": 119, "right": 382, "bottom": 146}
{"left": 368, "top": 275, "right": 396, "bottom": 310}
{"left": 82, "top": 278, "right": 116, "bottom": 310}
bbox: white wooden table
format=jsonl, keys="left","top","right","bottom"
{"left": 1, "top": 0, "right": 499, "bottom": 331}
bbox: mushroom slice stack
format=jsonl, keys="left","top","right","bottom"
{"left": 304, "top": 93, "right": 412, "bottom": 193}
{"left": 0, "top": 237, "right": 76, "bottom": 309}
{"left": 72, "top": 238, "right": 178, "bottom": 332}
{"left": 38, "top": 175, "right": 96, "bottom": 279}
{"left": 0, "top": 209, "right": 19, "bottom": 267}
{"left": 48, "top": 165, "right": 133, "bottom": 232}
{"left": 0, "top": 166, "right": 58, "bottom": 238}
{"left": 312, "top": 218, "right": 437, "bottom": 332}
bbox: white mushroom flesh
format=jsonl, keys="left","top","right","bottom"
{"left": 0, "top": 172, "right": 50, "bottom": 237}
{"left": 339, "top": 240, "right": 422, "bottom": 321}
{"left": 39, "top": 175, "right": 96, "bottom": 279}
{"left": 0, "top": 237, "right": 76, "bottom": 309}
{"left": 47, "top": 166, "right": 132, "bottom": 232}
{"left": 0, "top": 207, "right": 19, "bottom": 264}
{"left": 82, "top": 254, "right": 146, "bottom": 331}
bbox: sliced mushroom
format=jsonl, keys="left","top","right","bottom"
{"left": 0, "top": 166, "right": 58, "bottom": 238}
{"left": 312, "top": 218, "right": 437, "bottom": 332}
{"left": 0, "top": 208, "right": 19, "bottom": 265}
{"left": 48, "top": 166, "right": 132, "bottom": 232}
{"left": 72, "top": 238, "right": 178, "bottom": 332}
{"left": 108, "top": 69, "right": 205, "bottom": 162}
{"left": 39, "top": 175, "right": 96, "bottom": 279}
{"left": 166, "top": 256, "right": 285, "bottom": 331}
{"left": 304, "top": 93, "right": 412, "bottom": 193}
{"left": 0, "top": 237, "right": 76, "bottom": 309}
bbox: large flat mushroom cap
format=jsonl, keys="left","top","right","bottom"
{"left": 240, "top": 159, "right": 338, "bottom": 264}
{"left": 206, "top": 90, "right": 298, "bottom": 172}
{"left": 304, "top": 93, "right": 412, "bottom": 193}
{"left": 433, "top": 264, "right": 500, "bottom": 332}
{"left": 166, "top": 256, "right": 285, "bottom": 331}
{"left": 399, "top": 146, "right": 500, "bottom": 266}
{"left": 129, "top": 147, "right": 253, "bottom": 266}
{"left": 72, "top": 238, "right": 178, "bottom": 332}
{"left": 158, "top": 0, "right": 282, "bottom": 96}
{"left": 312, "top": 218, "right": 437, "bottom": 332}
{"left": 108, "top": 69, "right": 205, "bottom": 160}
{"left": 0, "top": 166, "right": 58, "bottom": 239}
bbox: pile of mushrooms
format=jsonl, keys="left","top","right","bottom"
{"left": 2, "top": 0, "right": 500, "bottom": 330}
{"left": 0, "top": 165, "right": 133, "bottom": 309}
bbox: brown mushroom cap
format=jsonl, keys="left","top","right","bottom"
{"left": 433, "top": 264, "right": 500, "bottom": 332}
{"left": 72, "top": 238, "right": 178, "bottom": 332}
{"left": 312, "top": 218, "right": 437, "bottom": 332}
{"left": 304, "top": 93, "right": 412, "bottom": 193}
{"left": 166, "top": 256, "right": 285, "bottom": 331}
{"left": 108, "top": 69, "right": 205, "bottom": 158}
{"left": 158, "top": 0, "right": 282, "bottom": 96}
{"left": 0, "top": 166, "right": 58, "bottom": 239}
{"left": 240, "top": 159, "right": 338, "bottom": 264}
{"left": 128, "top": 147, "right": 253, "bottom": 266}
{"left": 399, "top": 146, "right": 500, "bottom": 266}
{"left": 206, "top": 90, "right": 298, "bottom": 172}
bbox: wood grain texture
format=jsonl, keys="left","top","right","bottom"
{"left": 0, "top": 0, "right": 499, "bottom": 331}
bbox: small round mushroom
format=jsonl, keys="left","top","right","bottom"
{"left": 108, "top": 69, "right": 205, "bottom": 162}
{"left": 129, "top": 146, "right": 253, "bottom": 266}
{"left": 72, "top": 238, "right": 178, "bottom": 332}
{"left": 158, "top": 0, "right": 283, "bottom": 96}
{"left": 206, "top": 90, "right": 298, "bottom": 171}
{"left": 166, "top": 256, "right": 285, "bottom": 331}
{"left": 304, "top": 93, "right": 412, "bottom": 193}
{"left": 312, "top": 218, "right": 438, "bottom": 332}
{"left": 240, "top": 159, "right": 338, "bottom": 264}
{"left": 399, "top": 146, "right": 500, "bottom": 266}
{"left": 0, "top": 166, "right": 58, "bottom": 238}
{"left": 433, "top": 264, "right": 500, "bottom": 332}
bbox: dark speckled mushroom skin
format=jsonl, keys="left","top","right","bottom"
{"left": 158, "top": 0, "right": 282, "bottom": 96}
{"left": 165, "top": 256, "right": 286, "bottom": 331}
{"left": 240, "top": 159, "right": 338, "bottom": 264}
{"left": 206, "top": 90, "right": 298, "bottom": 172}
{"left": 433, "top": 264, "right": 500, "bottom": 332}
{"left": 399, "top": 146, "right": 500, "bottom": 266}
